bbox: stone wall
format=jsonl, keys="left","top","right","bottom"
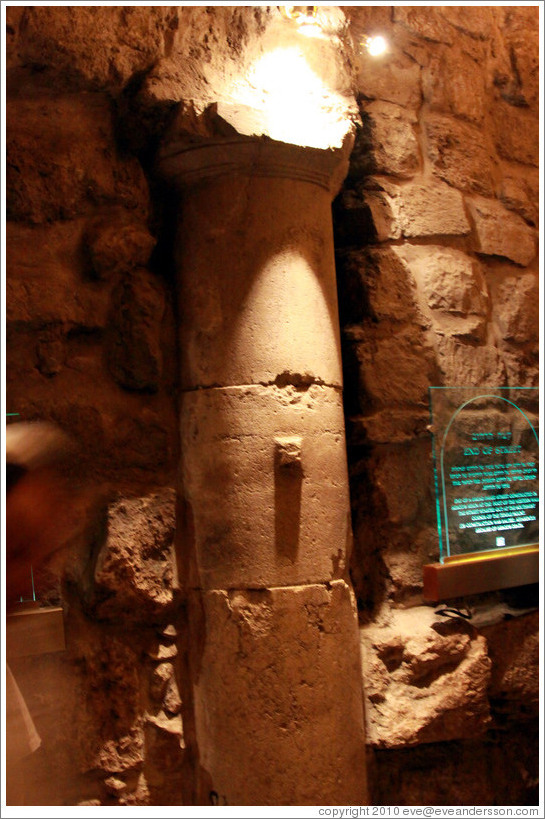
{"left": 6, "top": 5, "right": 186, "bottom": 805}
{"left": 5, "top": 5, "right": 539, "bottom": 807}
{"left": 337, "top": 5, "right": 539, "bottom": 806}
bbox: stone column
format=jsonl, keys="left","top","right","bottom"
{"left": 159, "top": 133, "right": 367, "bottom": 806}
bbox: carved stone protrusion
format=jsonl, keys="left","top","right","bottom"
{"left": 274, "top": 435, "right": 303, "bottom": 473}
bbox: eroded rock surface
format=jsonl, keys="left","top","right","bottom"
{"left": 360, "top": 607, "right": 492, "bottom": 748}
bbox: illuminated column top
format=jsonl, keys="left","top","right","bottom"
{"left": 157, "top": 121, "right": 353, "bottom": 392}
{"left": 158, "top": 110, "right": 354, "bottom": 195}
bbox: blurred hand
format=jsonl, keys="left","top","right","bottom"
{"left": 5, "top": 422, "right": 88, "bottom": 610}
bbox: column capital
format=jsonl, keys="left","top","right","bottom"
{"left": 157, "top": 104, "right": 354, "bottom": 197}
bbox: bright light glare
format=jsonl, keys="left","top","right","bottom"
{"left": 246, "top": 47, "right": 348, "bottom": 148}
{"left": 297, "top": 21, "right": 324, "bottom": 39}
{"left": 367, "top": 35, "right": 388, "bottom": 57}
{"left": 250, "top": 48, "right": 318, "bottom": 97}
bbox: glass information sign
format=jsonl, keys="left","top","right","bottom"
{"left": 429, "top": 387, "right": 539, "bottom": 562}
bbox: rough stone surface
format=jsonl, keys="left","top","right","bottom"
{"left": 467, "top": 196, "right": 537, "bottom": 266}
{"left": 393, "top": 245, "right": 489, "bottom": 341}
{"left": 423, "top": 46, "right": 486, "bottom": 125}
{"left": 363, "top": 178, "right": 471, "bottom": 240}
{"left": 73, "top": 632, "right": 144, "bottom": 774}
{"left": 6, "top": 94, "right": 149, "bottom": 224}
{"left": 356, "top": 189, "right": 401, "bottom": 243}
{"left": 497, "top": 7, "right": 539, "bottom": 107}
{"left": 392, "top": 6, "right": 455, "bottom": 44}
{"left": 494, "top": 273, "right": 539, "bottom": 346}
{"left": 84, "top": 213, "right": 156, "bottom": 280}
{"left": 435, "top": 338, "right": 506, "bottom": 386}
{"left": 113, "top": 410, "right": 176, "bottom": 475}
{"left": 501, "top": 350, "right": 539, "bottom": 390}
{"left": 382, "top": 543, "right": 430, "bottom": 600}
{"left": 359, "top": 101, "right": 419, "bottom": 178}
{"left": 425, "top": 113, "right": 500, "bottom": 197}
{"left": 440, "top": 5, "right": 495, "bottom": 42}
{"left": 92, "top": 489, "right": 177, "bottom": 620}
{"left": 188, "top": 581, "right": 367, "bottom": 806}
{"left": 6, "top": 47, "right": 180, "bottom": 808}
{"left": 149, "top": 662, "right": 174, "bottom": 702}
{"left": 356, "top": 51, "right": 422, "bottom": 110}
{"left": 360, "top": 607, "right": 492, "bottom": 748}
{"left": 6, "top": 5, "right": 177, "bottom": 92}
{"left": 396, "top": 181, "right": 470, "bottom": 238}
{"left": 350, "top": 325, "right": 437, "bottom": 409}
{"left": 143, "top": 7, "right": 357, "bottom": 152}
{"left": 6, "top": 221, "right": 112, "bottom": 327}
{"left": 372, "top": 444, "right": 433, "bottom": 528}
{"left": 337, "top": 246, "right": 428, "bottom": 326}
{"left": 347, "top": 409, "right": 431, "bottom": 447}
{"left": 499, "top": 167, "right": 538, "bottom": 226}
{"left": 492, "top": 103, "right": 539, "bottom": 168}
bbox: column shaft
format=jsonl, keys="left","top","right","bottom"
{"left": 165, "top": 138, "right": 367, "bottom": 805}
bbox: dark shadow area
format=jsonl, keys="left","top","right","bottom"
{"left": 274, "top": 445, "right": 303, "bottom": 564}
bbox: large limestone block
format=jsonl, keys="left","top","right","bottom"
{"left": 423, "top": 46, "right": 486, "bottom": 125}
{"left": 436, "top": 337, "right": 506, "bottom": 386}
{"left": 392, "top": 245, "right": 488, "bottom": 341}
{"left": 363, "top": 178, "right": 470, "bottom": 240}
{"left": 394, "top": 180, "right": 470, "bottom": 238}
{"left": 493, "top": 103, "right": 539, "bottom": 169}
{"left": 500, "top": 167, "right": 538, "bottom": 227}
{"left": 467, "top": 196, "right": 537, "bottom": 266}
{"left": 337, "top": 246, "right": 427, "bottom": 326}
{"left": 179, "top": 385, "right": 351, "bottom": 589}
{"left": 394, "top": 246, "right": 487, "bottom": 315}
{"left": 494, "top": 272, "right": 539, "bottom": 345}
{"left": 350, "top": 324, "right": 436, "bottom": 408}
{"left": 360, "top": 606, "right": 492, "bottom": 747}
{"left": 174, "top": 173, "right": 343, "bottom": 389}
{"left": 356, "top": 52, "right": 421, "bottom": 110}
{"left": 360, "top": 101, "right": 419, "bottom": 178}
{"left": 425, "top": 113, "right": 500, "bottom": 197}
{"left": 188, "top": 581, "right": 367, "bottom": 806}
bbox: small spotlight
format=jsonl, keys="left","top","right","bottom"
{"left": 361, "top": 35, "right": 388, "bottom": 57}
